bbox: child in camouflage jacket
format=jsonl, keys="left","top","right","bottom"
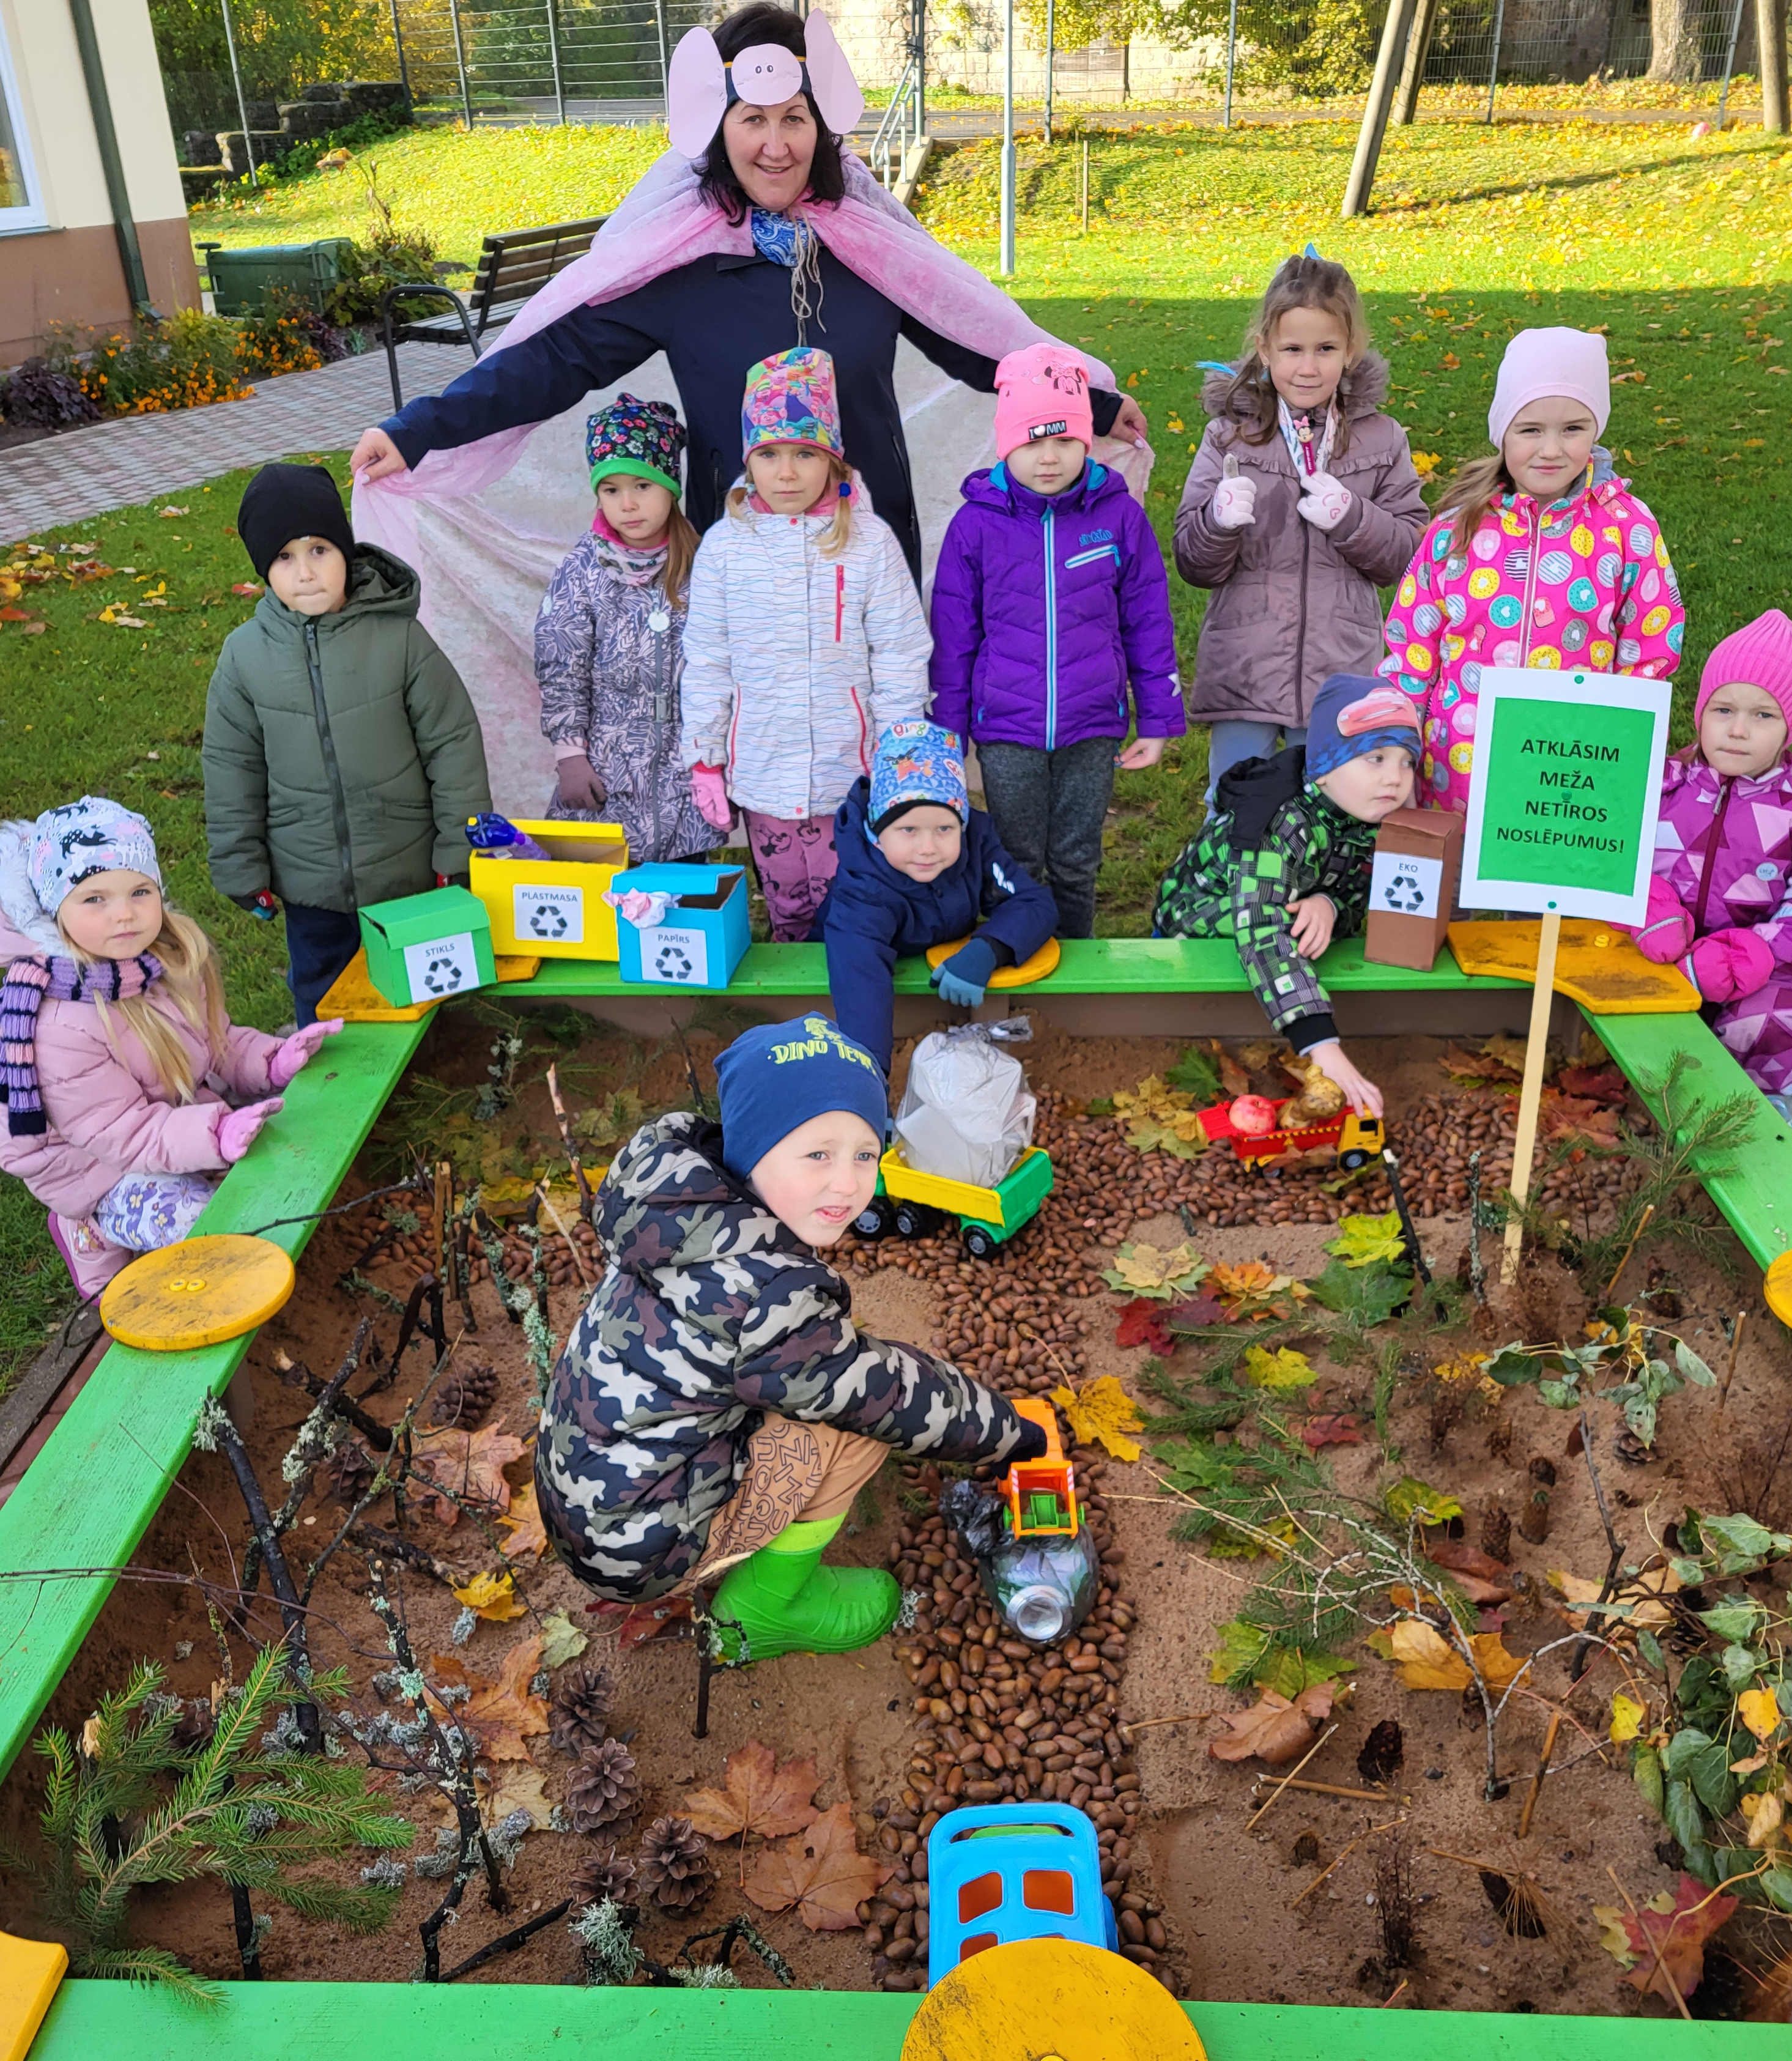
{"left": 536, "top": 1015, "right": 1039, "bottom": 1662}
{"left": 1153, "top": 674, "right": 1423, "bottom": 1118}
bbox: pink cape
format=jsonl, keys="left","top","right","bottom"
{"left": 352, "top": 151, "right": 1138, "bottom": 814}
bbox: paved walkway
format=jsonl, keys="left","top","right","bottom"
{"left": 0, "top": 341, "right": 455, "bottom": 538}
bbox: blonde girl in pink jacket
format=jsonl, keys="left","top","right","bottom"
{"left": 1380, "top": 328, "right": 1683, "bottom": 813}
{"left": 0, "top": 797, "right": 340, "bottom": 1298}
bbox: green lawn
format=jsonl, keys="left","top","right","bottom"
{"left": 4, "top": 113, "right": 1787, "bottom": 1382}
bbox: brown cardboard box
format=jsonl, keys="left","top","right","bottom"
{"left": 1364, "top": 807, "right": 1464, "bottom": 970}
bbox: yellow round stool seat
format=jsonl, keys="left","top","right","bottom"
{"left": 100, "top": 1234, "right": 296, "bottom": 1352}
{"left": 925, "top": 935, "right": 1061, "bottom": 989}
{"left": 1766, "top": 1250, "right": 1792, "bottom": 1328}
{"left": 901, "top": 1937, "right": 1206, "bottom": 2061}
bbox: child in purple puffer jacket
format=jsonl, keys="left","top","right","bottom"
{"left": 928, "top": 345, "right": 1183, "bottom": 936}
{"left": 1623, "top": 610, "right": 1792, "bottom": 1109}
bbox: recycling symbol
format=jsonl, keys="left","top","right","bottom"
{"left": 527, "top": 901, "right": 569, "bottom": 939}
{"left": 1382, "top": 876, "right": 1427, "bottom": 914}
{"left": 654, "top": 943, "right": 694, "bottom": 982}
{"left": 421, "top": 955, "right": 466, "bottom": 995}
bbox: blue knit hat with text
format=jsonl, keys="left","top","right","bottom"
{"left": 867, "top": 721, "right": 969, "bottom": 838}
{"left": 716, "top": 1015, "right": 888, "bottom": 1183}
{"left": 1305, "top": 675, "right": 1422, "bottom": 782}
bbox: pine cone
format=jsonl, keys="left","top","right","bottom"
{"left": 1479, "top": 1501, "right": 1512, "bottom": 1564}
{"left": 637, "top": 1814, "right": 714, "bottom": 1912}
{"left": 430, "top": 1361, "right": 500, "bottom": 1429}
{"left": 565, "top": 1739, "right": 641, "bottom": 1837}
{"left": 324, "top": 1439, "right": 376, "bottom": 1504}
{"left": 568, "top": 1845, "right": 638, "bottom": 1910}
{"left": 549, "top": 1663, "right": 615, "bottom": 1757}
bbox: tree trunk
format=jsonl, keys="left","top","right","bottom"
{"left": 1647, "top": 0, "right": 1702, "bottom": 80}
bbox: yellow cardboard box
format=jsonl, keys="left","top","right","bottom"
{"left": 470, "top": 820, "right": 629, "bottom": 960}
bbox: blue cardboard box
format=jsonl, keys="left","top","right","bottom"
{"left": 613, "top": 865, "right": 750, "bottom": 990}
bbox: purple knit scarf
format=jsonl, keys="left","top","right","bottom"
{"left": 2, "top": 952, "right": 163, "bottom": 1137}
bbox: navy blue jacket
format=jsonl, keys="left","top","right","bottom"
{"left": 382, "top": 248, "right": 1123, "bottom": 584}
{"left": 812, "top": 779, "right": 1059, "bottom": 1070}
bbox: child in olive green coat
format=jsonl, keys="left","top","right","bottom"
{"left": 203, "top": 463, "right": 491, "bottom": 1024}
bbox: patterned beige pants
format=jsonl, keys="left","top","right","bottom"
{"left": 683, "top": 1414, "right": 890, "bottom": 1589}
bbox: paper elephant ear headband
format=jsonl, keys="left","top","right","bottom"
{"left": 665, "top": 12, "right": 865, "bottom": 161}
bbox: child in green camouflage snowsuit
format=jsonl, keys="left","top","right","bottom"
{"left": 1154, "top": 673, "right": 1423, "bottom": 1118}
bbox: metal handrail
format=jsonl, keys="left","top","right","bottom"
{"left": 870, "top": 58, "right": 920, "bottom": 190}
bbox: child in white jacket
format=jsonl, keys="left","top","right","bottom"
{"left": 681, "top": 347, "right": 930, "bottom": 941}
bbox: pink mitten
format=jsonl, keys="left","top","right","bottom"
{"left": 1296, "top": 472, "right": 1353, "bottom": 531}
{"left": 1686, "top": 927, "right": 1775, "bottom": 1004}
{"left": 218, "top": 1097, "right": 284, "bottom": 1163}
{"left": 1627, "top": 876, "right": 1695, "bottom": 964}
{"left": 268, "top": 1017, "right": 342, "bottom": 1090}
{"left": 691, "top": 763, "right": 733, "bottom": 832}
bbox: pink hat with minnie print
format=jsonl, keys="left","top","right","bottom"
{"left": 1487, "top": 327, "right": 1610, "bottom": 448}
{"left": 993, "top": 344, "right": 1094, "bottom": 462}
{"left": 1695, "top": 608, "right": 1792, "bottom": 730}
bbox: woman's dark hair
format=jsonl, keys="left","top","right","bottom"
{"left": 696, "top": 3, "right": 846, "bottom": 223}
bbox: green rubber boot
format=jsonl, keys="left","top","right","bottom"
{"left": 711, "top": 1514, "right": 902, "bottom": 1663}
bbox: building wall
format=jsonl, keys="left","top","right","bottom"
{"left": 0, "top": 0, "right": 200, "bottom": 366}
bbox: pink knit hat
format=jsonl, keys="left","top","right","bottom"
{"left": 993, "top": 344, "right": 1094, "bottom": 462}
{"left": 1696, "top": 608, "right": 1792, "bottom": 730}
{"left": 1487, "top": 327, "right": 1610, "bottom": 448}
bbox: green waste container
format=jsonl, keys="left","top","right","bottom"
{"left": 201, "top": 239, "right": 354, "bottom": 316}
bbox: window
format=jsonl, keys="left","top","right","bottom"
{"left": 0, "top": 15, "right": 47, "bottom": 233}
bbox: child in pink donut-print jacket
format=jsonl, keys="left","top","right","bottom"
{"left": 1621, "top": 612, "right": 1792, "bottom": 1109}
{"left": 1379, "top": 327, "right": 1683, "bottom": 813}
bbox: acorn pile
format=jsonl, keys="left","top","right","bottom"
{"left": 861, "top": 1452, "right": 1175, "bottom": 1992}
{"left": 1399, "top": 1087, "right": 1643, "bottom": 1225}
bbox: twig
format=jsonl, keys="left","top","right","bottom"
{"left": 1118, "top": 1710, "right": 1220, "bottom": 1741}
{"left": 207, "top": 1408, "right": 320, "bottom": 1753}
{"left": 1380, "top": 1150, "right": 1432, "bottom": 1287}
{"left": 1601, "top": 1203, "right": 1656, "bottom": 1301}
{"left": 1571, "top": 1405, "right": 1626, "bottom": 1684}
{"left": 1289, "top": 1816, "right": 1406, "bottom": 1907}
{"left": 1379, "top": 1980, "right": 1409, "bottom": 2008}
{"left": 1467, "top": 1150, "right": 1487, "bottom": 1305}
{"left": 1605, "top": 1864, "right": 1692, "bottom": 2021}
{"left": 1516, "top": 1710, "right": 1562, "bottom": 1840}
{"left": 441, "top": 1899, "right": 572, "bottom": 1980}
{"left": 1720, "top": 1310, "right": 1746, "bottom": 1412}
{"left": 1245, "top": 1721, "right": 1339, "bottom": 1830}
{"left": 1248, "top": 1775, "right": 1388, "bottom": 1804}
{"left": 534, "top": 1181, "right": 593, "bottom": 1291}
{"left": 451, "top": 1196, "right": 479, "bottom": 1338}
{"left": 346, "top": 1524, "right": 469, "bottom": 1589}
{"left": 545, "top": 1062, "right": 594, "bottom": 1218}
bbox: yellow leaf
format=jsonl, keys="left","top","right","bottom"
{"left": 1548, "top": 1563, "right": 1680, "bottom": 1631}
{"left": 478, "top": 1759, "right": 552, "bottom": 1830}
{"left": 1741, "top": 1791, "right": 1785, "bottom": 1849}
{"left": 1593, "top": 1905, "right": 1638, "bottom": 1968}
{"left": 1242, "top": 1344, "right": 1317, "bottom": 1390}
{"left": 1379, "top": 1618, "right": 1528, "bottom": 1692}
{"left": 1051, "top": 1374, "right": 1144, "bottom": 1462}
{"left": 1739, "top": 1686, "right": 1784, "bottom": 1743}
{"left": 1609, "top": 1693, "right": 1645, "bottom": 1743}
{"left": 499, "top": 1480, "right": 549, "bottom": 1562}
{"left": 451, "top": 1569, "right": 527, "bottom": 1621}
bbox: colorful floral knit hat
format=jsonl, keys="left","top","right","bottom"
{"left": 867, "top": 722, "right": 969, "bottom": 836}
{"left": 741, "top": 347, "right": 843, "bottom": 461}
{"left": 586, "top": 394, "right": 687, "bottom": 494}
{"left": 28, "top": 796, "right": 161, "bottom": 915}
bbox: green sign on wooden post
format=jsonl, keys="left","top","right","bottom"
{"left": 1461, "top": 667, "right": 1673, "bottom": 923}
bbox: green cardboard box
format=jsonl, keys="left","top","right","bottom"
{"left": 358, "top": 886, "right": 495, "bottom": 1007}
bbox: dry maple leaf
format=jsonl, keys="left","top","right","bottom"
{"left": 1208, "top": 1682, "right": 1335, "bottom": 1766}
{"left": 1620, "top": 1873, "right": 1738, "bottom": 1999}
{"left": 1114, "top": 1299, "right": 1175, "bottom": 1353}
{"left": 409, "top": 1418, "right": 527, "bottom": 1526}
{"left": 742, "top": 1801, "right": 890, "bottom": 1930}
{"left": 1539, "top": 1091, "right": 1622, "bottom": 1145}
{"left": 685, "top": 1739, "right": 821, "bottom": 1846}
{"left": 1051, "top": 1374, "right": 1144, "bottom": 1461}
{"left": 480, "top": 1759, "right": 552, "bottom": 1830}
{"left": 1371, "top": 1618, "right": 1528, "bottom": 1693}
{"left": 1300, "top": 1413, "right": 1364, "bottom": 1451}
{"left": 450, "top": 1569, "right": 527, "bottom": 1621}
{"left": 499, "top": 1479, "right": 549, "bottom": 1561}
{"left": 1557, "top": 1064, "right": 1627, "bottom": 1105}
{"left": 1421, "top": 1536, "right": 1514, "bottom": 1605}
{"left": 428, "top": 1635, "right": 548, "bottom": 1760}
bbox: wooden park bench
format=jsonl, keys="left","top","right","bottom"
{"left": 381, "top": 212, "right": 607, "bottom": 410}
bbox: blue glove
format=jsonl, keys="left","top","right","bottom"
{"left": 931, "top": 938, "right": 998, "bottom": 1008}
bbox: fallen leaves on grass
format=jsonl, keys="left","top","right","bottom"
{"left": 1368, "top": 1618, "right": 1528, "bottom": 1692}
{"left": 742, "top": 1802, "right": 890, "bottom": 1930}
{"left": 1114, "top": 1298, "right": 1175, "bottom": 1352}
{"left": 1616, "top": 1873, "right": 1738, "bottom": 1997}
{"left": 231, "top": 581, "right": 262, "bottom": 595}
{"left": 451, "top": 1569, "right": 527, "bottom": 1621}
{"left": 409, "top": 1418, "right": 527, "bottom": 1525}
{"left": 1208, "top": 1682, "right": 1335, "bottom": 1765}
{"left": 1326, "top": 1212, "right": 1407, "bottom": 1269}
{"left": 1300, "top": 1413, "right": 1364, "bottom": 1450}
{"left": 1052, "top": 1373, "right": 1145, "bottom": 1460}
{"left": 428, "top": 1635, "right": 547, "bottom": 1760}
{"left": 1101, "top": 1240, "right": 1210, "bottom": 1298}
{"left": 686, "top": 1740, "right": 821, "bottom": 1848}
{"left": 1241, "top": 1344, "right": 1317, "bottom": 1390}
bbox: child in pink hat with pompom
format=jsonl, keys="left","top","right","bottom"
{"left": 1619, "top": 609, "right": 1792, "bottom": 1111}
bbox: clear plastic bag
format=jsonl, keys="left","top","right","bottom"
{"left": 939, "top": 1478, "right": 1100, "bottom": 1647}
{"left": 894, "top": 1018, "right": 1035, "bottom": 1188}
